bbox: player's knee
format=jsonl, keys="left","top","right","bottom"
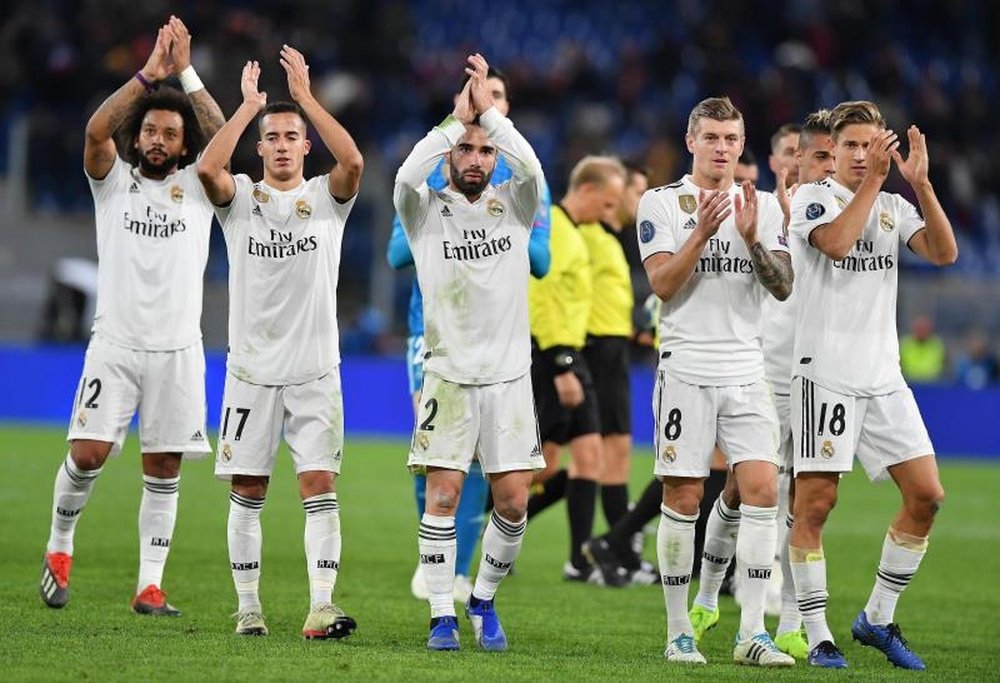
{"left": 907, "top": 482, "right": 945, "bottom": 521}
{"left": 428, "top": 484, "right": 461, "bottom": 514}
{"left": 493, "top": 494, "right": 528, "bottom": 522}
{"left": 800, "top": 489, "right": 836, "bottom": 528}
{"left": 70, "top": 440, "right": 111, "bottom": 470}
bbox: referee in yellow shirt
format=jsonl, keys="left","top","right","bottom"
{"left": 580, "top": 162, "right": 648, "bottom": 533}
{"left": 527, "top": 156, "right": 627, "bottom": 582}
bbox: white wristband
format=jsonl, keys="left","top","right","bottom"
{"left": 178, "top": 65, "right": 204, "bottom": 94}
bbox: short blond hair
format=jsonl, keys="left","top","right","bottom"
{"left": 568, "top": 155, "right": 627, "bottom": 191}
{"left": 830, "top": 101, "right": 885, "bottom": 140}
{"left": 687, "top": 96, "right": 743, "bottom": 137}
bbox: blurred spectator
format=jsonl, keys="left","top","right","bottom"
{"left": 36, "top": 258, "right": 97, "bottom": 343}
{"left": 899, "top": 314, "right": 947, "bottom": 382}
{"left": 954, "top": 330, "right": 999, "bottom": 390}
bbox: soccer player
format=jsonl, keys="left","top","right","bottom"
{"left": 734, "top": 149, "right": 759, "bottom": 184}
{"left": 788, "top": 100, "right": 956, "bottom": 670}
{"left": 687, "top": 113, "right": 836, "bottom": 661}
{"left": 39, "top": 17, "right": 224, "bottom": 615}
{"left": 528, "top": 156, "right": 627, "bottom": 583}
{"left": 395, "top": 53, "right": 545, "bottom": 652}
{"left": 196, "top": 46, "right": 364, "bottom": 639}
{"left": 386, "top": 67, "right": 551, "bottom": 604}
{"left": 637, "top": 96, "right": 794, "bottom": 666}
{"left": 769, "top": 123, "right": 802, "bottom": 189}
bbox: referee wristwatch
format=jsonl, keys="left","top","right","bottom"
{"left": 550, "top": 347, "right": 576, "bottom": 375}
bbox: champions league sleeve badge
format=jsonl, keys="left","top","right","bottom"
{"left": 805, "top": 202, "right": 826, "bottom": 221}
{"left": 639, "top": 219, "right": 656, "bottom": 243}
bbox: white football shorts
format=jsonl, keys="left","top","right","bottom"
{"left": 66, "top": 334, "right": 210, "bottom": 458}
{"left": 774, "top": 391, "right": 793, "bottom": 473}
{"left": 651, "top": 371, "right": 780, "bottom": 479}
{"left": 791, "top": 376, "right": 934, "bottom": 482}
{"left": 214, "top": 369, "right": 344, "bottom": 480}
{"left": 407, "top": 371, "right": 544, "bottom": 475}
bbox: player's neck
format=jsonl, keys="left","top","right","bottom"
{"left": 833, "top": 172, "right": 862, "bottom": 193}
{"left": 137, "top": 165, "right": 178, "bottom": 182}
{"left": 263, "top": 172, "right": 305, "bottom": 192}
{"left": 447, "top": 181, "right": 483, "bottom": 203}
{"left": 689, "top": 170, "right": 733, "bottom": 192}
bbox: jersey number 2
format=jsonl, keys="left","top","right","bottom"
{"left": 420, "top": 398, "right": 438, "bottom": 431}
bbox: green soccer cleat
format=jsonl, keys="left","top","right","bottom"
{"left": 775, "top": 628, "right": 810, "bottom": 660}
{"left": 689, "top": 603, "right": 720, "bottom": 643}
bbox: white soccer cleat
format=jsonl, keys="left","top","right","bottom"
{"left": 664, "top": 633, "right": 707, "bottom": 664}
{"left": 734, "top": 632, "right": 796, "bottom": 667}
{"left": 410, "top": 563, "right": 430, "bottom": 600}
{"left": 453, "top": 574, "right": 474, "bottom": 603}
{"left": 233, "top": 610, "right": 268, "bottom": 636}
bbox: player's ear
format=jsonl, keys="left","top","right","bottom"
{"left": 685, "top": 133, "right": 695, "bottom": 155}
{"left": 303, "top": 138, "right": 311, "bottom": 155}
{"left": 444, "top": 150, "right": 452, "bottom": 166}
{"left": 256, "top": 140, "right": 264, "bottom": 158}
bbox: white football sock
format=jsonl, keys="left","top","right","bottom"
{"left": 228, "top": 491, "right": 264, "bottom": 612}
{"left": 303, "top": 493, "right": 341, "bottom": 608}
{"left": 790, "top": 545, "right": 835, "bottom": 647}
{"left": 472, "top": 511, "right": 525, "bottom": 601}
{"left": 736, "top": 504, "right": 777, "bottom": 639}
{"left": 693, "top": 496, "right": 740, "bottom": 611}
{"left": 419, "top": 513, "right": 457, "bottom": 618}
{"left": 136, "top": 474, "right": 179, "bottom": 592}
{"left": 47, "top": 453, "right": 102, "bottom": 555}
{"left": 864, "top": 528, "right": 927, "bottom": 625}
{"left": 657, "top": 504, "right": 698, "bottom": 639}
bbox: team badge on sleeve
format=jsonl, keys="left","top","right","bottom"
{"left": 678, "top": 194, "right": 697, "bottom": 214}
{"left": 806, "top": 203, "right": 825, "bottom": 220}
{"left": 639, "top": 219, "right": 656, "bottom": 243}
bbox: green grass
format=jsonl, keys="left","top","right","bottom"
{"left": 1, "top": 424, "right": 998, "bottom": 681}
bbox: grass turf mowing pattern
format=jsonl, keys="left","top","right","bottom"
{"left": 1, "top": 425, "right": 998, "bottom": 681}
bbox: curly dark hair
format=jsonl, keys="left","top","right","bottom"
{"left": 116, "top": 86, "right": 206, "bottom": 168}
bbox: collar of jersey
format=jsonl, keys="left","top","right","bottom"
{"left": 440, "top": 184, "right": 494, "bottom": 204}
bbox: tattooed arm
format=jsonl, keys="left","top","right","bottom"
{"left": 167, "top": 16, "right": 225, "bottom": 140}
{"left": 750, "top": 243, "right": 793, "bottom": 301}
{"left": 84, "top": 24, "right": 175, "bottom": 179}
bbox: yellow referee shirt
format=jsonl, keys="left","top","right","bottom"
{"left": 529, "top": 205, "right": 592, "bottom": 350}
{"left": 580, "top": 223, "right": 633, "bottom": 337}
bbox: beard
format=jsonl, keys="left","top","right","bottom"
{"left": 138, "top": 148, "right": 180, "bottom": 177}
{"left": 450, "top": 163, "right": 492, "bottom": 197}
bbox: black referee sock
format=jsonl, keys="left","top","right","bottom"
{"left": 527, "top": 469, "right": 568, "bottom": 519}
{"left": 606, "top": 478, "right": 660, "bottom": 558}
{"left": 600, "top": 484, "right": 629, "bottom": 528}
{"left": 566, "top": 478, "right": 597, "bottom": 569}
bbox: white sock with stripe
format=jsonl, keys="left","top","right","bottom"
{"left": 47, "top": 453, "right": 102, "bottom": 555}
{"left": 419, "top": 514, "right": 457, "bottom": 618}
{"left": 303, "top": 493, "right": 341, "bottom": 608}
{"left": 657, "top": 504, "right": 698, "bottom": 639}
{"left": 137, "top": 474, "right": 180, "bottom": 592}
{"left": 228, "top": 491, "right": 265, "bottom": 612}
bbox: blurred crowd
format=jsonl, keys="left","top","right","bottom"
{"left": 3, "top": 1, "right": 1000, "bottom": 380}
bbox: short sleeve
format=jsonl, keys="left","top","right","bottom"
{"left": 317, "top": 174, "right": 358, "bottom": 220}
{"left": 894, "top": 194, "right": 924, "bottom": 245}
{"left": 214, "top": 174, "right": 253, "bottom": 230}
{"left": 637, "top": 190, "right": 677, "bottom": 261}
{"left": 86, "top": 155, "right": 127, "bottom": 203}
{"left": 790, "top": 183, "right": 838, "bottom": 244}
{"left": 759, "top": 192, "right": 789, "bottom": 253}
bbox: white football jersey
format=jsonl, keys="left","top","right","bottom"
{"left": 789, "top": 177, "right": 924, "bottom": 396}
{"left": 394, "top": 108, "right": 542, "bottom": 385}
{"left": 216, "top": 174, "right": 355, "bottom": 386}
{"left": 761, "top": 196, "right": 801, "bottom": 396}
{"left": 637, "top": 175, "right": 788, "bottom": 386}
{"left": 87, "top": 156, "right": 213, "bottom": 350}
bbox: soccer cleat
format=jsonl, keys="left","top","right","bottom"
{"left": 410, "top": 563, "right": 429, "bottom": 601}
{"left": 851, "top": 610, "right": 925, "bottom": 670}
{"left": 807, "top": 640, "right": 848, "bottom": 668}
{"left": 131, "top": 584, "right": 181, "bottom": 616}
{"left": 562, "top": 561, "right": 603, "bottom": 585}
{"left": 688, "top": 604, "right": 720, "bottom": 643}
{"left": 733, "top": 632, "right": 796, "bottom": 667}
{"left": 775, "top": 628, "right": 810, "bottom": 660}
{"left": 302, "top": 602, "right": 357, "bottom": 640}
{"left": 40, "top": 552, "right": 72, "bottom": 608}
{"left": 664, "top": 633, "right": 707, "bottom": 664}
{"left": 466, "top": 598, "right": 508, "bottom": 651}
{"left": 453, "top": 574, "right": 474, "bottom": 604}
{"left": 581, "top": 538, "right": 630, "bottom": 588}
{"left": 233, "top": 610, "right": 268, "bottom": 636}
{"left": 427, "top": 615, "right": 460, "bottom": 650}
{"left": 630, "top": 560, "right": 659, "bottom": 586}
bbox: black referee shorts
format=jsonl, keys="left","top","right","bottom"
{"left": 531, "top": 346, "right": 601, "bottom": 446}
{"left": 583, "top": 335, "right": 631, "bottom": 436}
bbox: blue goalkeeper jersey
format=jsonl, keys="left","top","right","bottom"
{"left": 386, "top": 155, "right": 552, "bottom": 337}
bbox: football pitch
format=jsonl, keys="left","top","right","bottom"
{"left": 1, "top": 425, "right": 997, "bottom": 681}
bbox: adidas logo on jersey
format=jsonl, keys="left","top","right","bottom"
{"left": 252, "top": 204, "right": 263, "bottom": 217}
{"left": 440, "top": 205, "right": 453, "bottom": 217}
{"left": 191, "top": 430, "right": 204, "bottom": 441}
{"left": 683, "top": 217, "right": 696, "bottom": 230}
{"left": 128, "top": 182, "right": 140, "bottom": 194}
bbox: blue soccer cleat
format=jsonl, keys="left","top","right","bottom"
{"left": 465, "top": 597, "right": 508, "bottom": 651}
{"left": 851, "top": 610, "right": 925, "bottom": 670}
{"left": 427, "top": 616, "right": 460, "bottom": 651}
{"left": 807, "top": 640, "right": 848, "bottom": 668}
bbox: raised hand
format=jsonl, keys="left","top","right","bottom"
{"left": 140, "top": 25, "right": 175, "bottom": 82}
{"left": 892, "top": 125, "right": 929, "bottom": 187}
{"left": 280, "top": 44, "right": 313, "bottom": 104}
{"left": 775, "top": 166, "right": 795, "bottom": 223}
{"left": 734, "top": 180, "right": 759, "bottom": 244}
{"left": 452, "top": 77, "right": 475, "bottom": 124}
{"left": 465, "top": 53, "right": 495, "bottom": 115}
{"left": 695, "top": 189, "right": 732, "bottom": 239}
{"left": 241, "top": 61, "right": 267, "bottom": 111}
{"left": 166, "top": 15, "right": 192, "bottom": 72}
{"left": 866, "top": 128, "right": 899, "bottom": 184}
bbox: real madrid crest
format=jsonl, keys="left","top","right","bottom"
{"left": 76, "top": 410, "right": 87, "bottom": 428}
{"left": 821, "top": 440, "right": 835, "bottom": 459}
{"left": 417, "top": 433, "right": 430, "bottom": 451}
{"left": 878, "top": 211, "right": 894, "bottom": 232}
{"left": 661, "top": 445, "right": 676, "bottom": 462}
{"left": 678, "top": 194, "right": 697, "bottom": 215}
{"left": 295, "top": 200, "right": 312, "bottom": 219}
{"left": 835, "top": 196, "right": 848, "bottom": 210}
{"left": 487, "top": 199, "right": 505, "bottom": 217}
{"left": 221, "top": 444, "right": 232, "bottom": 462}
{"left": 252, "top": 187, "right": 270, "bottom": 203}
{"left": 170, "top": 185, "right": 184, "bottom": 203}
